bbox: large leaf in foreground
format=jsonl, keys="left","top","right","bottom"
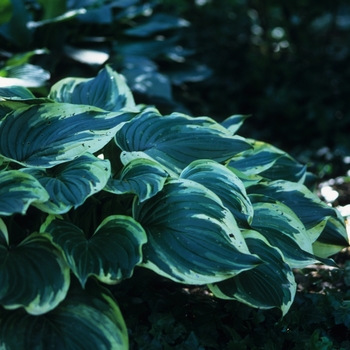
{"left": 105, "top": 158, "right": 168, "bottom": 202}
{"left": 133, "top": 179, "right": 261, "bottom": 284}
{"left": 49, "top": 65, "right": 136, "bottom": 112}
{"left": 0, "top": 103, "right": 132, "bottom": 167}
{"left": 0, "top": 170, "right": 49, "bottom": 216}
{"left": 180, "top": 160, "right": 253, "bottom": 227}
{"left": 0, "top": 221, "right": 70, "bottom": 315}
{"left": 0, "top": 278, "right": 128, "bottom": 350}
{"left": 115, "top": 109, "right": 252, "bottom": 176}
{"left": 21, "top": 154, "right": 111, "bottom": 214}
{"left": 209, "top": 230, "right": 296, "bottom": 316}
{"left": 41, "top": 215, "right": 147, "bottom": 287}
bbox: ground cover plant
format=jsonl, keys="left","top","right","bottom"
{"left": 0, "top": 66, "right": 349, "bottom": 348}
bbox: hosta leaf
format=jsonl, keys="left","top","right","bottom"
{"left": 249, "top": 194, "right": 332, "bottom": 268}
{"left": 228, "top": 140, "right": 284, "bottom": 176}
{"left": 180, "top": 160, "right": 253, "bottom": 227}
{"left": 0, "top": 224, "right": 70, "bottom": 315}
{"left": 41, "top": 215, "right": 147, "bottom": 287}
{"left": 247, "top": 180, "right": 345, "bottom": 245}
{"left": 0, "top": 170, "right": 49, "bottom": 216}
{"left": 221, "top": 114, "right": 250, "bottom": 135}
{"left": 0, "top": 85, "right": 35, "bottom": 99}
{"left": 115, "top": 109, "right": 252, "bottom": 176}
{"left": 133, "top": 179, "right": 261, "bottom": 284}
{"left": 312, "top": 215, "right": 349, "bottom": 258}
{"left": 209, "top": 230, "right": 296, "bottom": 316}
{"left": 49, "top": 65, "right": 137, "bottom": 112}
{"left": 105, "top": 158, "right": 168, "bottom": 202}
{"left": 21, "top": 154, "right": 111, "bottom": 214}
{"left": 0, "top": 278, "right": 128, "bottom": 350}
{"left": 0, "top": 103, "right": 132, "bottom": 168}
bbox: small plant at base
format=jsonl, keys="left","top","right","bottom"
{"left": 0, "top": 66, "right": 348, "bottom": 349}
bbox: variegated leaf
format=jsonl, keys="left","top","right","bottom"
{"left": 0, "top": 278, "right": 128, "bottom": 350}
{"left": 0, "top": 221, "right": 70, "bottom": 315}
{"left": 105, "top": 158, "right": 168, "bottom": 202}
{"left": 41, "top": 215, "right": 147, "bottom": 287}
{"left": 180, "top": 159, "right": 253, "bottom": 226}
{"left": 0, "top": 103, "right": 133, "bottom": 168}
{"left": 115, "top": 108, "right": 252, "bottom": 176}
{"left": 49, "top": 65, "right": 137, "bottom": 112}
{"left": 133, "top": 179, "right": 261, "bottom": 284}
{"left": 21, "top": 154, "right": 111, "bottom": 214}
{"left": 0, "top": 170, "right": 49, "bottom": 216}
{"left": 209, "top": 230, "right": 296, "bottom": 316}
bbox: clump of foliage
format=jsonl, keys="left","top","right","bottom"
{"left": 0, "top": 0, "right": 210, "bottom": 111}
{"left": 0, "top": 66, "right": 348, "bottom": 348}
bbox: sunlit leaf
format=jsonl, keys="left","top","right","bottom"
{"left": 41, "top": 215, "right": 147, "bottom": 287}
{"left": 49, "top": 65, "right": 137, "bottom": 112}
{"left": 133, "top": 179, "right": 261, "bottom": 284}
{"left": 0, "top": 222, "right": 70, "bottom": 315}
{"left": 221, "top": 114, "right": 250, "bottom": 135}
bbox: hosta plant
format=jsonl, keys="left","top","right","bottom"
{"left": 0, "top": 66, "right": 348, "bottom": 349}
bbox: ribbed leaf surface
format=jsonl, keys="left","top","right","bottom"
{"left": 209, "top": 230, "right": 296, "bottom": 316}
{"left": 0, "top": 279, "right": 128, "bottom": 350}
{"left": 133, "top": 179, "right": 261, "bottom": 284}
{"left": 105, "top": 158, "right": 168, "bottom": 202}
{"left": 180, "top": 160, "right": 253, "bottom": 226}
{"left": 0, "top": 103, "right": 132, "bottom": 167}
{"left": 115, "top": 109, "right": 252, "bottom": 176}
{"left": 0, "top": 222, "right": 70, "bottom": 315}
{"left": 0, "top": 170, "right": 49, "bottom": 215}
{"left": 21, "top": 154, "right": 111, "bottom": 213}
{"left": 41, "top": 215, "right": 147, "bottom": 287}
{"left": 249, "top": 194, "right": 329, "bottom": 268}
{"left": 49, "top": 65, "right": 136, "bottom": 112}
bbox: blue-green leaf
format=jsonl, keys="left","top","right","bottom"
{"left": 133, "top": 179, "right": 261, "bottom": 284}
{"left": 180, "top": 160, "right": 253, "bottom": 227}
{"left": 21, "top": 154, "right": 111, "bottom": 214}
{"left": 248, "top": 180, "right": 346, "bottom": 246}
{"left": 0, "top": 278, "right": 128, "bottom": 349}
{"left": 249, "top": 194, "right": 333, "bottom": 268}
{"left": 49, "top": 65, "right": 137, "bottom": 112}
{"left": 116, "top": 109, "right": 252, "bottom": 176}
{"left": 221, "top": 114, "right": 250, "bottom": 135}
{"left": 41, "top": 215, "right": 147, "bottom": 287}
{"left": 209, "top": 230, "right": 296, "bottom": 316}
{"left": 0, "top": 220, "right": 70, "bottom": 315}
{"left": 0, "top": 103, "right": 132, "bottom": 168}
{"left": 0, "top": 170, "right": 49, "bottom": 216}
{"left": 105, "top": 158, "right": 168, "bottom": 202}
